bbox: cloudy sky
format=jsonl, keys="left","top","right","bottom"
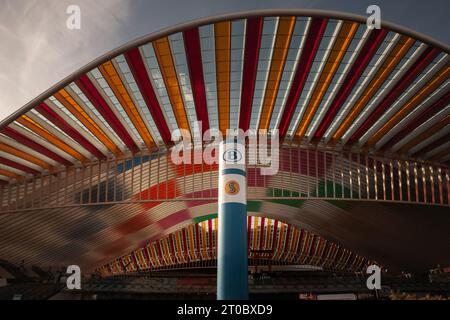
{"left": 0, "top": 0, "right": 449, "bottom": 121}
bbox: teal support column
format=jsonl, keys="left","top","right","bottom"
{"left": 217, "top": 140, "right": 248, "bottom": 300}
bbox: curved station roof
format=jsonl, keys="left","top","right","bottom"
{"left": 0, "top": 11, "right": 449, "bottom": 180}
{"left": 97, "top": 216, "right": 372, "bottom": 276}
{"left": 0, "top": 11, "right": 449, "bottom": 275}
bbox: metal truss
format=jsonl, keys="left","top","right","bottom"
{"left": 1, "top": 145, "right": 449, "bottom": 213}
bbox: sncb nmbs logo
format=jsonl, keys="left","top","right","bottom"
{"left": 223, "top": 149, "right": 242, "bottom": 163}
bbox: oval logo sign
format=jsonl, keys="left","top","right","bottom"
{"left": 224, "top": 180, "right": 240, "bottom": 195}
{"left": 223, "top": 149, "right": 242, "bottom": 163}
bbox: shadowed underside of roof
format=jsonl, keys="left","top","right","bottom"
{"left": 0, "top": 198, "right": 448, "bottom": 274}
{"left": 0, "top": 145, "right": 448, "bottom": 273}
{"left": 0, "top": 11, "right": 448, "bottom": 276}
{"left": 96, "top": 216, "right": 373, "bottom": 276}
{"left": 0, "top": 12, "right": 449, "bottom": 184}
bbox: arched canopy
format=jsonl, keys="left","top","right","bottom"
{"left": 0, "top": 10, "right": 449, "bottom": 276}
{"left": 96, "top": 216, "right": 372, "bottom": 276}
{"left": 0, "top": 11, "right": 449, "bottom": 184}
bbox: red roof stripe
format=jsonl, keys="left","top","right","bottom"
{"left": 76, "top": 75, "right": 139, "bottom": 153}
{"left": 124, "top": 48, "right": 172, "bottom": 145}
{"left": 381, "top": 91, "right": 450, "bottom": 150}
{"left": 183, "top": 28, "right": 210, "bottom": 132}
{"left": 278, "top": 18, "right": 328, "bottom": 138}
{"left": 239, "top": 17, "right": 264, "bottom": 131}
{"left": 314, "top": 29, "right": 388, "bottom": 139}
{"left": 2, "top": 127, "right": 72, "bottom": 166}
{"left": 0, "top": 156, "right": 39, "bottom": 175}
{"left": 349, "top": 47, "right": 440, "bottom": 142}
{"left": 36, "top": 103, "right": 106, "bottom": 159}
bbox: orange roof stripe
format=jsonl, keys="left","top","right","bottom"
{"left": 214, "top": 21, "right": 231, "bottom": 133}
{"left": 201, "top": 221, "right": 207, "bottom": 254}
{"left": 0, "top": 143, "right": 52, "bottom": 170}
{"left": 54, "top": 89, "right": 122, "bottom": 155}
{"left": 295, "top": 22, "right": 359, "bottom": 139}
{"left": 252, "top": 216, "right": 259, "bottom": 248}
{"left": 332, "top": 36, "right": 416, "bottom": 141}
{"left": 367, "top": 64, "right": 450, "bottom": 147}
{"left": 0, "top": 169, "right": 20, "bottom": 179}
{"left": 99, "top": 61, "right": 155, "bottom": 149}
{"left": 17, "top": 115, "right": 87, "bottom": 162}
{"left": 259, "top": 16, "right": 296, "bottom": 130}
{"left": 152, "top": 38, "right": 191, "bottom": 133}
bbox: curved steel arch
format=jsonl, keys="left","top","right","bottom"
{"left": 1, "top": 8, "right": 449, "bottom": 129}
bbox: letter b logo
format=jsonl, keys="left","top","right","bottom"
{"left": 223, "top": 149, "right": 242, "bottom": 163}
